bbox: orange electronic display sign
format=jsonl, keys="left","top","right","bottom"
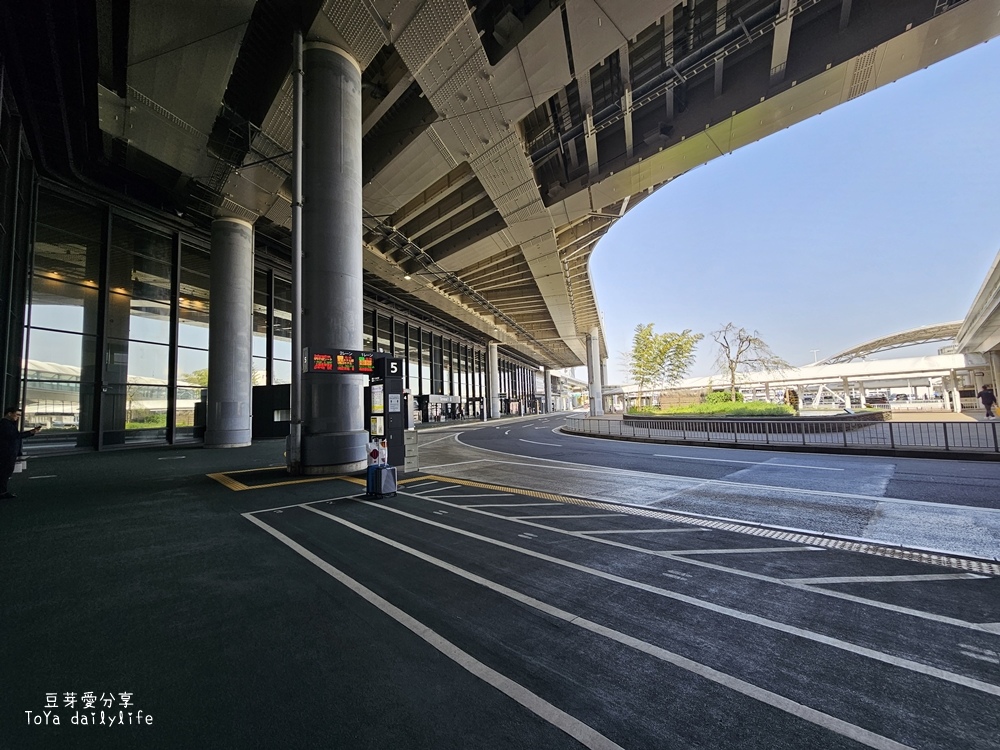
{"left": 305, "top": 349, "right": 376, "bottom": 374}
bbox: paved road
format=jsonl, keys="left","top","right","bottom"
{"left": 246, "top": 477, "right": 1000, "bottom": 749}
{"left": 419, "top": 415, "right": 1000, "bottom": 560}
{"left": 4, "top": 432, "right": 999, "bottom": 749}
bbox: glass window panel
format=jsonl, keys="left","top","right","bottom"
{"left": 178, "top": 304, "right": 210, "bottom": 349}
{"left": 29, "top": 278, "right": 100, "bottom": 334}
{"left": 174, "top": 385, "right": 202, "bottom": 436}
{"left": 110, "top": 217, "right": 173, "bottom": 304}
{"left": 252, "top": 356, "right": 268, "bottom": 386}
{"left": 273, "top": 276, "right": 291, "bottom": 346}
{"left": 180, "top": 243, "right": 210, "bottom": 313}
{"left": 121, "top": 296, "right": 171, "bottom": 345}
{"left": 363, "top": 308, "right": 373, "bottom": 351}
{"left": 376, "top": 314, "right": 390, "bottom": 353}
{"left": 394, "top": 321, "right": 407, "bottom": 358}
{"left": 177, "top": 347, "right": 209, "bottom": 386}
{"left": 26, "top": 329, "right": 94, "bottom": 371}
{"left": 125, "top": 385, "right": 169, "bottom": 433}
{"left": 273, "top": 359, "right": 291, "bottom": 385}
{"left": 253, "top": 270, "right": 269, "bottom": 357}
{"left": 111, "top": 339, "right": 169, "bottom": 383}
{"left": 33, "top": 193, "right": 103, "bottom": 284}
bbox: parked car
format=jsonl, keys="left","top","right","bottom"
{"left": 894, "top": 394, "right": 909, "bottom": 401}
{"left": 866, "top": 395, "right": 889, "bottom": 405}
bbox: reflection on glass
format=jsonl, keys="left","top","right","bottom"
{"left": 23, "top": 379, "right": 89, "bottom": 430}
{"left": 112, "top": 339, "right": 170, "bottom": 383}
{"left": 33, "top": 193, "right": 103, "bottom": 284}
{"left": 126, "top": 297, "right": 171, "bottom": 345}
{"left": 124, "top": 385, "right": 169, "bottom": 432}
{"left": 273, "top": 277, "right": 291, "bottom": 343}
{"left": 27, "top": 329, "right": 92, "bottom": 370}
{"left": 29, "top": 278, "right": 100, "bottom": 334}
{"left": 110, "top": 217, "right": 173, "bottom": 303}
{"left": 273, "top": 359, "right": 291, "bottom": 385}
{"left": 252, "top": 357, "right": 268, "bottom": 386}
{"left": 179, "top": 304, "right": 210, "bottom": 349}
{"left": 178, "top": 348, "right": 209, "bottom": 387}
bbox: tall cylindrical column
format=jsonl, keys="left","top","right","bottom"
{"left": 300, "top": 42, "right": 367, "bottom": 473}
{"left": 205, "top": 217, "right": 254, "bottom": 447}
{"left": 488, "top": 342, "right": 500, "bottom": 419}
{"left": 543, "top": 367, "right": 552, "bottom": 414}
{"left": 588, "top": 327, "right": 604, "bottom": 416}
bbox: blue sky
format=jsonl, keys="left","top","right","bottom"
{"left": 591, "top": 37, "right": 1000, "bottom": 383}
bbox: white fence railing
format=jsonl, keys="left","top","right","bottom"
{"left": 563, "top": 417, "right": 1000, "bottom": 454}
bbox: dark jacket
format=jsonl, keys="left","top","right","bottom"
{"left": 979, "top": 389, "right": 997, "bottom": 406}
{"left": 0, "top": 418, "right": 33, "bottom": 462}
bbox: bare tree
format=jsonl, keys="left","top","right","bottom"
{"left": 711, "top": 323, "right": 789, "bottom": 399}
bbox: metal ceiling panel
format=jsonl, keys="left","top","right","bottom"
{"left": 519, "top": 10, "right": 574, "bottom": 106}
{"left": 127, "top": 0, "right": 253, "bottom": 133}
{"left": 319, "top": 0, "right": 388, "bottom": 70}
{"left": 565, "top": 0, "right": 660, "bottom": 76}
{"left": 362, "top": 131, "right": 458, "bottom": 213}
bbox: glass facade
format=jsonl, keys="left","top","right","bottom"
{"left": 19, "top": 187, "right": 540, "bottom": 451}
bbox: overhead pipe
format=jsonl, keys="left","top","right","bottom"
{"left": 288, "top": 29, "right": 304, "bottom": 473}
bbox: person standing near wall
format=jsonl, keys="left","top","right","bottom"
{"left": 1, "top": 406, "right": 42, "bottom": 499}
{"left": 978, "top": 385, "right": 997, "bottom": 419}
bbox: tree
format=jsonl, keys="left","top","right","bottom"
{"left": 711, "top": 323, "right": 789, "bottom": 399}
{"left": 626, "top": 324, "right": 703, "bottom": 405}
{"left": 182, "top": 369, "right": 209, "bottom": 387}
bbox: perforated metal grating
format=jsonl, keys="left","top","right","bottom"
{"left": 322, "top": 0, "right": 387, "bottom": 70}
{"left": 421, "top": 476, "right": 1000, "bottom": 576}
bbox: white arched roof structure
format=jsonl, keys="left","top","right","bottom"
{"left": 814, "top": 322, "right": 963, "bottom": 365}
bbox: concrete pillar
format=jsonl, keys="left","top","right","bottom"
{"left": 488, "top": 342, "right": 500, "bottom": 419}
{"left": 205, "top": 218, "right": 254, "bottom": 447}
{"left": 543, "top": 367, "right": 552, "bottom": 413}
{"left": 841, "top": 376, "right": 851, "bottom": 408}
{"left": 949, "top": 369, "right": 962, "bottom": 413}
{"left": 858, "top": 381, "right": 866, "bottom": 408}
{"left": 300, "top": 42, "right": 367, "bottom": 473}
{"left": 588, "top": 327, "right": 604, "bottom": 416}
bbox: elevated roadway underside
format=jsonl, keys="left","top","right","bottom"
{"left": 3, "top": 0, "right": 999, "bottom": 369}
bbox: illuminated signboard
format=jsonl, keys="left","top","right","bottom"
{"left": 305, "top": 349, "right": 376, "bottom": 374}
{"left": 336, "top": 351, "right": 356, "bottom": 373}
{"left": 371, "top": 383, "right": 384, "bottom": 414}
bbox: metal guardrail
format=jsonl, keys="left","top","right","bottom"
{"left": 563, "top": 417, "right": 1000, "bottom": 455}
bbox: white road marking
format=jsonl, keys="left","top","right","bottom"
{"left": 419, "top": 434, "right": 458, "bottom": 447}
{"left": 959, "top": 644, "right": 1000, "bottom": 664}
{"left": 467, "top": 503, "right": 562, "bottom": 508}
{"left": 519, "top": 439, "right": 562, "bottom": 447}
{"left": 406, "top": 482, "right": 439, "bottom": 489}
{"left": 653, "top": 454, "right": 843, "bottom": 471}
{"left": 673, "top": 547, "right": 824, "bottom": 556}
{"left": 243, "top": 512, "right": 623, "bottom": 750}
{"left": 28, "top": 475, "right": 57, "bottom": 479}
{"left": 451, "top": 435, "right": 1000, "bottom": 515}
{"left": 363, "top": 495, "right": 1000, "bottom": 697}
{"left": 787, "top": 574, "right": 987, "bottom": 585}
{"left": 582, "top": 528, "right": 710, "bottom": 535}
{"left": 157, "top": 456, "right": 187, "bottom": 460}
{"left": 299, "top": 505, "right": 915, "bottom": 750}
{"left": 504, "top": 430, "right": 510, "bottom": 435}
{"left": 511, "top": 514, "right": 622, "bottom": 520}
{"left": 395, "top": 492, "right": 1000, "bottom": 634}
{"left": 425, "top": 494, "right": 512, "bottom": 499}
{"left": 419, "top": 459, "right": 490, "bottom": 470}
{"left": 413, "top": 482, "right": 463, "bottom": 497}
